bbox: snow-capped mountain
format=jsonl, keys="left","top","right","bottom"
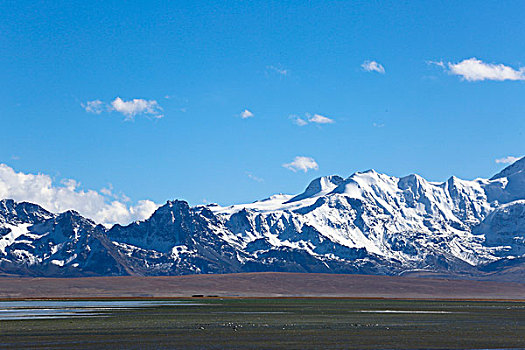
{"left": 1, "top": 157, "right": 525, "bottom": 280}
{"left": 0, "top": 199, "right": 130, "bottom": 276}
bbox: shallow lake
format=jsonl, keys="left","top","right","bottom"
{"left": 0, "top": 300, "right": 201, "bottom": 320}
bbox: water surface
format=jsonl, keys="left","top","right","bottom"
{"left": 0, "top": 300, "right": 200, "bottom": 320}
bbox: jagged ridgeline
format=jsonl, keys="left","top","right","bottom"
{"left": 1, "top": 157, "right": 524, "bottom": 280}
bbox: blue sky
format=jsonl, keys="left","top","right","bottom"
{"left": 1, "top": 1, "right": 524, "bottom": 221}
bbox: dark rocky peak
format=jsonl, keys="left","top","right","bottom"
{"left": 0, "top": 199, "right": 53, "bottom": 224}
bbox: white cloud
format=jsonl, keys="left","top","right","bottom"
{"left": 308, "top": 114, "right": 334, "bottom": 124}
{"left": 240, "top": 109, "right": 254, "bottom": 119}
{"left": 81, "top": 100, "right": 105, "bottom": 114}
{"left": 495, "top": 156, "right": 521, "bottom": 164}
{"left": 426, "top": 60, "right": 445, "bottom": 68}
{"left": 283, "top": 156, "right": 319, "bottom": 173}
{"left": 361, "top": 60, "right": 385, "bottom": 74}
{"left": 292, "top": 116, "right": 308, "bottom": 126}
{"left": 291, "top": 113, "right": 334, "bottom": 126}
{"left": 100, "top": 187, "right": 113, "bottom": 196}
{"left": 267, "top": 65, "right": 288, "bottom": 76}
{"left": 81, "top": 97, "right": 164, "bottom": 120}
{"left": 111, "top": 97, "right": 163, "bottom": 120}
{"left": 444, "top": 58, "right": 525, "bottom": 81}
{"left": 373, "top": 122, "right": 385, "bottom": 128}
{"left": 246, "top": 172, "right": 264, "bottom": 183}
{"left": 0, "top": 164, "right": 158, "bottom": 226}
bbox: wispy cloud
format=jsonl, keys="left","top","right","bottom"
{"left": 99, "top": 183, "right": 130, "bottom": 203}
{"left": 240, "top": 109, "right": 254, "bottom": 119}
{"left": 495, "top": 156, "right": 521, "bottom": 164}
{"left": 291, "top": 113, "right": 334, "bottom": 126}
{"left": 372, "top": 122, "right": 385, "bottom": 128}
{"left": 246, "top": 172, "right": 264, "bottom": 183}
{"left": 361, "top": 60, "right": 385, "bottom": 74}
{"left": 81, "top": 97, "right": 164, "bottom": 120}
{"left": 292, "top": 116, "right": 308, "bottom": 126}
{"left": 432, "top": 58, "right": 525, "bottom": 81}
{"left": 308, "top": 114, "right": 334, "bottom": 124}
{"left": 266, "top": 65, "right": 288, "bottom": 76}
{"left": 0, "top": 164, "right": 158, "bottom": 226}
{"left": 81, "top": 100, "right": 105, "bottom": 114}
{"left": 283, "top": 156, "right": 319, "bottom": 173}
{"left": 163, "top": 95, "right": 189, "bottom": 113}
{"left": 427, "top": 60, "right": 445, "bottom": 69}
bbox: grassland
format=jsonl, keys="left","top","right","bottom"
{"left": 1, "top": 298, "right": 525, "bottom": 349}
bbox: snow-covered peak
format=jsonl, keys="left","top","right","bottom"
{"left": 286, "top": 175, "right": 344, "bottom": 203}
{"left": 210, "top": 193, "right": 295, "bottom": 215}
{"left": 491, "top": 156, "right": 525, "bottom": 180}
{"left": 483, "top": 157, "right": 525, "bottom": 204}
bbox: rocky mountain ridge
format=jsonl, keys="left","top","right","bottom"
{"left": 1, "top": 157, "right": 524, "bottom": 281}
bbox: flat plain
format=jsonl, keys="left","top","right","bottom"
{"left": 1, "top": 298, "right": 525, "bottom": 349}
{"left": 2, "top": 272, "right": 525, "bottom": 299}
{"left": 1, "top": 273, "right": 525, "bottom": 349}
